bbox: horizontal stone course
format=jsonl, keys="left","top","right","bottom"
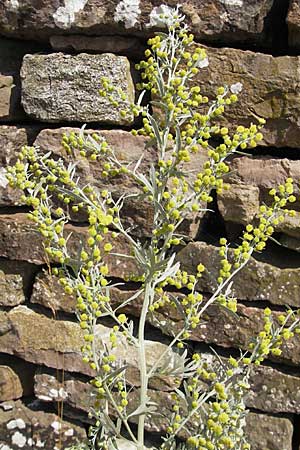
{"left": 0, "top": 38, "right": 42, "bottom": 121}
{"left": 0, "top": 366, "right": 23, "bottom": 402}
{"left": 196, "top": 45, "right": 300, "bottom": 148}
{"left": 21, "top": 53, "right": 135, "bottom": 124}
{"left": 0, "top": 305, "right": 181, "bottom": 390}
{"left": 0, "top": 213, "right": 137, "bottom": 278}
{"left": 33, "top": 372, "right": 294, "bottom": 450}
{"left": 31, "top": 271, "right": 300, "bottom": 367}
{"left": 177, "top": 241, "right": 300, "bottom": 307}
{"left": 0, "top": 0, "right": 274, "bottom": 47}
{"left": 0, "top": 400, "right": 87, "bottom": 449}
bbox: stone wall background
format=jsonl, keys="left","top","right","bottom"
{"left": 1, "top": 1, "right": 300, "bottom": 449}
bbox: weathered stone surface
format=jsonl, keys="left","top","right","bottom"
{"left": 50, "top": 34, "right": 144, "bottom": 57}
{"left": 0, "top": 259, "right": 39, "bottom": 303}
{"left": 0, "top": 366, "right": 23, "bottom": 402}
{"left": 0, "top": 1, "right": 274, "bottom": 47}
{"left": 0, "top": 400, "right": 87, "bottom": 449}
{"left": 0, "top": 270, "right": 24, "bottom": 307}
{"left": 218, "top": 183, "right": 260, "bottom": 225}
{"left": 0, "top": 126, "right": 28, "bottom": 206}
{"left": 34, "top": 128, "right": 155, "bottom": 196}
{"left": 246, "top": 364, "right": 300, "bottom": 413}
{"left": 0, "top": 75, "right": 18, "bottom": 121}
{"left": 155, "top": 299, "right": 300, "bottom": 366}
{"left": 287, "top": 0, "right": 300, "bottom": 50}
{"left": 197, "top": 46, "right": 300, "bottom": 148}
{"left": 0, "top": 213, "right": 137, "bottom": 279}
{"left": 30, "top": 271, "right": 300, "bottom": 367}
{"left": 0, "top": 306, "right": 182, "bottom": 390}
{"left": 177, "top": 241, "right": 300, "bottom": 307}
{"left": 245, "top": 413, "right": 293, "bottom": 450}
{"left": 33, "top": 127, "right": 206, "bottom": 237}
{"left": 0, "top": 38, "right": 42, "bottom": 121}
{"left": 217, "top": 156, "right": 300, "bottom": 240}
{"left": 227, "top": 156, "right": 300, "bottom": 201}
{"left": 21, "top": 53, "right": 134, "bottom": 124}
{"left": 34, "top": 372, "right": 294, "bottom": 450}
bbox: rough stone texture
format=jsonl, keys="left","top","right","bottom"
{"left": 0, "top": 400, "right": 87, "bottom": 449}
{"left": 217, "top": 156, "right": 300, "bottom": 242}
{"left": 154, "top": 299, "right": 300, "bottom": 366}
{"left": 245, "top": 413, "right": 293, "bottom": 450}
{"left": 227, "top": 156, "right": 300, "bottom": 202}
{"left": 0, "top": 75, "right": 17, "bottom": 121}
{"left": 0, "top": 0, "right": 274, "bottom": 47}
{"left": 0, "top": 38, "right": 43, "bottom": 121}
{"left": 0, "top": 126, "right": 28, "bottom": 206}
{"left": 196, "top": 46, "right": 300, "bottom": 148}
{"left": 21, "top": 53, "right": 135, "bottom": 124}
{"left": 0, "top": 213, "right": 138, "bottom": 279}
{"left": 217, "top": 183, "right": 260, "bottom": 225}
{"left": 0, "top": 306, "right": 182, "bottom": 390}
{"left": 0, "top": 366, "right": 23, "bottom": 402}
{"left": 246, "top": 364, "right": 300, "bottom": 413}
{"left": 33, "top": 372, "right": 294, "bottom": 450}
{"left": 177, "top": 240, "right": 300, "bottom": 307}
{"left": 287, "top": 0, "right": 300, "bottom": 50}
{"left": 50, "top": 34, "right": 144, "bottom": 58}
{"left": 30, "top": 271, "right": 300, "bottom": 367}
{"left": 0, "top": 270, "right": 24, "bottom": 307}
{"left": 33, "top": 127, "right": 206, "bottom": 236}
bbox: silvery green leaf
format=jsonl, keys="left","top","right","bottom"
{"left": 148, "top": 116, "right": 163, "bottom": 148}
{"left": 175, "top": 127, "right": 182, "bottom": 153}
{"left": 137, "top": 89, "right": 147, "bottom": 107}
{"left": 133, "top": 153, "right": 144, "bottom": 175}
{"left": 114, "top": 289, "right": 143, "bottom": 312}
{"left": 127, "top": 399, "right": 158, "bottom": 419}
{"left": 135, "top": 172, "right": 152, "bottom": 191}
{"left": 154, "top": 261, "right": 180, "bottom": 285}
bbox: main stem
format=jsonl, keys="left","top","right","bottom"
{"left": 137, "top": 281, "right": 151, "bottom": 450}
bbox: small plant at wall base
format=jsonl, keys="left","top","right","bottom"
{"left": 6, "top": 7, "right": 300, "bottom": 450}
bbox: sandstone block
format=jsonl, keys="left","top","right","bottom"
{"left": 217, "top": 184, "right": 260, "bottom": 225}
{"left": 0, "top": 0, "right": 274, "bottom": 47}
{"left": 245, "top": 413, "right": 293, "bottom": 450}
{"left": 0, "top": 126, "right": 28, "bottom": 206}
{"left": 30, "top": 271, "right": 300, "bottom": 367}
{"left": 177, "top": 241, "right": 300, "bottom": 307}
{"left": 21, "top": 53, "right": 134, "bottom": 124}
{"left": 0, "top": 366, "right": 23, "bottom": 402}
{"left": 217, "top": 156, "right": 300, "bottom": 240}
{"left": 33, "top": 127, "right": 205, "bottom": 237}
{"left": 197, "top": 46, "right": 300, "bottom": 148}
{"left": 50, "top": 34, "right": 144, "bottom": 58}
{"left": 0, "top": 400, "right": 87, "bottom": 449}
{"left": 0, "top": 270, "right": 24, "bottom": 307}
{"left": 287, "top": 0, "right": 300, "bottom": 50}
{"left": 0, "top": 38, "right": 42, "bottom": 121}
{"left": 0, "top": 306, "right": 182, "bottom": 390}
{"left": 0, "top": 213, "right": 137, "bottom": 279}
{"left": 34, "top": 372, "right": 293, "bottom": 450}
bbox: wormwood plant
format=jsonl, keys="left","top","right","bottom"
{"left": 6, "top": 6, "right": 300, "bottom": 450}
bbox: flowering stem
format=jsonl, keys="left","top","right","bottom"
{"left": 137, "top": 281, "right": 152, "bottom": 450}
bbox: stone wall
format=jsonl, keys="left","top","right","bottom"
{"left": 1, "top": 1, "right": 300, "bottom": 449}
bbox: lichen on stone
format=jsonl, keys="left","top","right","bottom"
{"left": 114, "top": 0, "right": 141, "bottom": 29}
{"left": 53, "top": 0, "right": 88, "bottom": 29}
{"left": 220, "top": 0, "right": 244, "bottom": 6}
